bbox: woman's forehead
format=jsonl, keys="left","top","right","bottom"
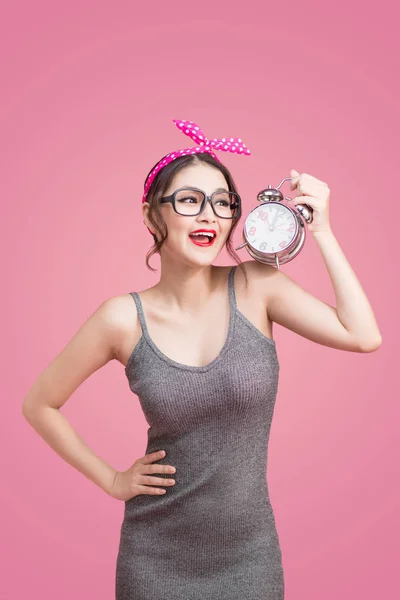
{"left": 168, "top": 164, "right": 227, "bottom": 192}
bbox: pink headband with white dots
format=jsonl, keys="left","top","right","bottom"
{"left": 142, "top": 118, "right": 251, "bottom": 204}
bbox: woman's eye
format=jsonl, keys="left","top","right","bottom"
{"left": 179, "top": 197, "right": 197, "bottom": 203}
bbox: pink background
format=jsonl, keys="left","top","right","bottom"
{"left": 2, "top": 1, "right": 398, "bottom": 598}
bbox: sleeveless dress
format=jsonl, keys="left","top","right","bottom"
{"left": 116, "top": 265, "right": 284, "bottom": 599}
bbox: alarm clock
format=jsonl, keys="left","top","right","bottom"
{"left": 235, "top": 177, "right": 314, "bottom": 269}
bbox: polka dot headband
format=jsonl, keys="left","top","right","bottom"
{"left": 142, "top": 118, "right": 251, "bottom": 205}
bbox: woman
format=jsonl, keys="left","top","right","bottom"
{"left": 23, "top": 119, "right": 382, "bottom": 600}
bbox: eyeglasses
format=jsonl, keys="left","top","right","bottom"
{"left": 159, "top": 187, "right": 241, "bottom": 219}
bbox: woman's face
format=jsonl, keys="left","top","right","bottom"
{"left": 143, "top": 163, "right": 235, "bottom": 266}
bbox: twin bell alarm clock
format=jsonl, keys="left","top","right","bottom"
{"left": 235, "top": 177, "right": 314, "bottom": 269}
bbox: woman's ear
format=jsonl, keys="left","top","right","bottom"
{"left": 142, "top": 203, "right": 155, "bottom": 235}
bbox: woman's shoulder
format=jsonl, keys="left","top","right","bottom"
{"left": 101, "top": 292, "right": 142, "bottom": 367}
{"left": 230, "top": 260, "right": 277, "bottom": 298}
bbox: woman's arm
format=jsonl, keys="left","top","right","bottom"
{"left": 23, "top": 400, "right": 118, "bottom": 496}
{"left": 22, "top": 297, "right": 127, "bottom": 496}
{"left": 255, "top": 228, "right": 382, "bottom": 353}
{"left": 310, "top": 229, "right": 382, "bottom": 348}
{"left": 255, "top": 169, "right": 382, "bottom": 353}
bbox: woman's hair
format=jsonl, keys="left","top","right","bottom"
{"left": 143, "top": 152, "right": 248, "bottom": 285}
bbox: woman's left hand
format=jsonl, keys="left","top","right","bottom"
{"left": 289, "top": 169, "right": 331, "bottom": 234}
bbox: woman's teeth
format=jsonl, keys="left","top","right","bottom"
{"left": 190, "top": 233, "right": 211, "bottom": 240}
{"left": 189, "top": 233, "right": 216, "bottom": 245}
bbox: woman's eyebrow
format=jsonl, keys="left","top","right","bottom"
{"left": 180, "top": 186, "right": 230, "bottom": 193}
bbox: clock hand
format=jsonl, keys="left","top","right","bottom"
{"left": 271, "top": 213, "right": 280, "bottom": 227}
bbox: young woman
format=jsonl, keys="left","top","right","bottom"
{"left": 23, "top": 119, "right": 382, "bottom": 600}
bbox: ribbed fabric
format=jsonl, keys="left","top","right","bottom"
{"left": 116, "top": 265, "right": 284, "bottom": 599}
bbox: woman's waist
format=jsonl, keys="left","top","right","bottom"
{"left": 124, "top": 467, "right": 272, "bottom": 524}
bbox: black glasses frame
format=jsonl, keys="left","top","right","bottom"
{"left": 159, "top": 187, "right": 242, "bottom": 219}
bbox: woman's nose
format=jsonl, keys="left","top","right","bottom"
{"left": 200, "top": 199, "right": 217, "bottom": 219}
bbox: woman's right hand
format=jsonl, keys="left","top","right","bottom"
{"left": 110, "top": 450, "right": 176, "bottom": 501}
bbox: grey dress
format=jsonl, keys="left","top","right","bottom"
{"left": 116, "top": 265, "right": 284, "bottom": 599}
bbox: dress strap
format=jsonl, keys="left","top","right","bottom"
{"left": 130, "top": 292, "right": 149, "bottom": 336}
{"left": 228, "top": 265, "right": 237, "bottom": 310}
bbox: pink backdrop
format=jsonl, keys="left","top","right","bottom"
{"left": 2, "top": 1, "right": 398, "bottom": 598}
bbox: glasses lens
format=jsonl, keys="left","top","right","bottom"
{"left": 212, "top": 191, "right": 240, "bottom": 218}
{"left": 174, "top": 189, "right": 240, "bottom": 218}
{"left": 175, "top": 189, "right": 204, "bottom": 215}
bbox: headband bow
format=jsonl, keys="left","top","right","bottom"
{"left": 142, "top": 119, "right": 251, "bottom": 204}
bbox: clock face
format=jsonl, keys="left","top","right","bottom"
{"left": 244, "top": 202, "right": 297, "bottom": 253}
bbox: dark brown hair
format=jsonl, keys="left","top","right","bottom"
{"left": 142, "top": 152, "right": 248, "bottom": 285}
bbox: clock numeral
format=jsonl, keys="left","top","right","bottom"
{"left": 287, "top": 224, "right": 295, "bottom": 232}
{"left": 248, "top": 226, "right": 257, "bottom": 236}
{"left": 260, "top": 242, "right": 267, "bottom": 251}
{"left": 279, "top": 241, "right": 287, "bottom": 249}
{"left": 257, "top": 210, "right": 268, "bottom": 222}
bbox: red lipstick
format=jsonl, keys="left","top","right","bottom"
{"left": 188, "top": 229, "right": 217, "bottom": 247}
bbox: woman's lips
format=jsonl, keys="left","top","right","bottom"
{"left": 188, "top": 234, "right": 216, "bottom": 247}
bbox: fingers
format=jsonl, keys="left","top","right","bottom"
{"left": 140, "top": 450, "right": 176, "bottom": 473}
{"left": 141, "top": 449, "right": 166, "bottom": 464}
{"left": 135, "top": 473, "right": 176, "bottom": 496}
{"left": 141, "top": 475, "right": 176, "bottom": 487}
{"left": 145, "top": 462, "right": 176, "bottom": 474}
{"left": 290, "top": 170, "right": 329, "bottom": 191}
{"left": 132, "top": 450, "right": 177, "bottom": 496}
{"left": 138, "top": 485, "right": 168, "bottom": 495}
